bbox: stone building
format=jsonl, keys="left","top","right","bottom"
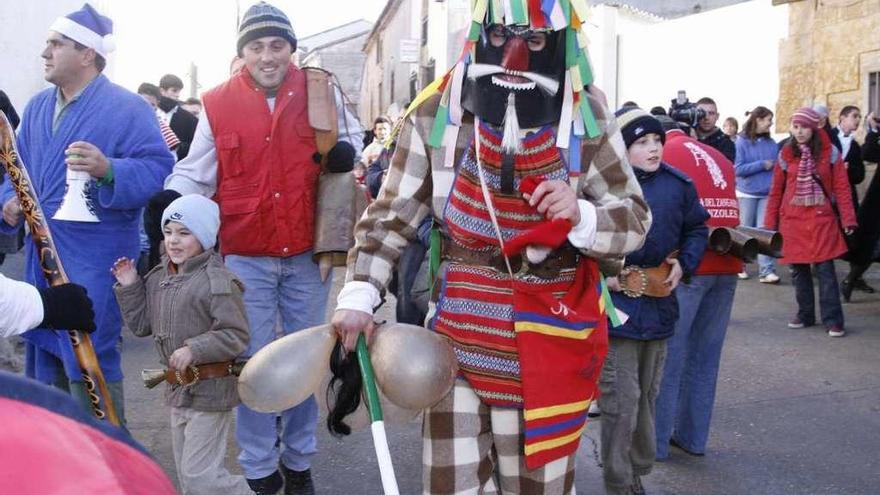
{"left": 298, "top": 20, "right": 373, "bottom": 118}
{"left": 358, "top": 0, "right": 786, "bottom": 125}
{"left": 775, "top": 0, "right": 880, "bottom": 136}
{"left": 359, "top": 0, "right": 474, "bottom": 124}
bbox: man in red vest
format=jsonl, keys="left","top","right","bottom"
{"left": 654, "top": 117, "right": 742, "bottom": 460}
{"left": 154, "top": 3, "right": 364, "bottom": 494}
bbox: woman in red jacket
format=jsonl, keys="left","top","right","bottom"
{"left": 764, "top": 107, "right": 856, "bottom": 337}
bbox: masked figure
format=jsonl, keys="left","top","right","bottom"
{"left": 331, "top": 2, "right": 652, "bottom": 492}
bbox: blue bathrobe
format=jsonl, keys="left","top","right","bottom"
{"left": 0, "top": 74, "right": 174, "bottom": 383}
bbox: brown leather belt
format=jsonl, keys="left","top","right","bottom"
{"left": 443, "top": 242, "right": 579, "bottom": 280}
{"left": 619, "top": 263, "right": 673, "bottom": 298}
{"left": 164, "top": 361, "right": 237, "bottom": 387}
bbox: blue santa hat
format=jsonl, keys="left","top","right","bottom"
{"left": 49, "top": 3, "right": 115, "bottom": 58}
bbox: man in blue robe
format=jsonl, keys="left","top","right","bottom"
{"left": 0, "top": 4, "right": 174, "bottom": 422}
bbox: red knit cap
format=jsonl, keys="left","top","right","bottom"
{"left": 791, "top": 107, "right": 820, "bottom": 130}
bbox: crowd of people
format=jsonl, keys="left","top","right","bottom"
{"left": 0, "top": 2, "right": 879, "bottom": 495}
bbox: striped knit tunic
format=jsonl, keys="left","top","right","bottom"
{"left": 432, "top": 122, "right": 577, "bottom": 408}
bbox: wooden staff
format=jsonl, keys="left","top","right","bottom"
{"left": 0, "top": 113, "right": 120, "bottom": 425}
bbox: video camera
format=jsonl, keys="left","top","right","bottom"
{"left": 669, "top": 90, "right": 706, "bottom": 129}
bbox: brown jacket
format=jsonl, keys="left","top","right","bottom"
{"left": 114, "top": 251, "right": 249, "bottom": 411}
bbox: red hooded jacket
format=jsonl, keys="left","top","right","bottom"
{"left": 764, "top": 131, "right": 856, "bottom": 264}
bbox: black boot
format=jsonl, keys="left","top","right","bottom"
{"left": 841, "top": 278, "right": 854, "bottom": 303}
{"left": 280, "top": 463, "right": 315, "bottom": 495}
{"left": 853, "top": 277, "right": 875, "bottom": 293}
{"left": 247, "top": 471, "right": 283, "bottom": 495}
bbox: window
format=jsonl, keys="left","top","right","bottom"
{"left": 376, "top": 39, "right": 382, "bottom": 64}
{"left": 870, "top": 71, "right": 880, "bottom": 115}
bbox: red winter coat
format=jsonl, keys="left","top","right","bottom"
{"left": 764, "top": 132, "right": 856, "bottom": 264}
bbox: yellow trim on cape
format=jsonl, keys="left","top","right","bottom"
{"left": 524, "top": 398, "right": 591, "bottom": 421}
{"left": 514, "top": 322, "right": 595, "bottom": 340}
{"left": 524, "top": 426, "right": 585, "bottom": 456}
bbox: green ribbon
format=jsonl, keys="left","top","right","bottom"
{"left": 428, "top": 105, "right": 450, "bottom": 148}
{"left": 600, "top": 276, "right": 622, "bottom": 328}
{"left": 356, "top": 334, "right": 383, "bottom": 422}
{"left": 579, "top": 90, "right": 601, "bottom": 138}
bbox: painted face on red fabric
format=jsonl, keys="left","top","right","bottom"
{"left": 462, "top": 24, "right": 565, "bottom": 128}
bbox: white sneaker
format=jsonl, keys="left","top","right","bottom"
{"left": 737, "top": 271, "right": 749, "bottom": 280}
{"left": 827, "top": 326, "right": 846, "bottom": 338}
{"left": 759, "top": 273, "right": 780, "bottom": 284}
{"left": 588, "top": 401, "right": 601, "bottom": 418}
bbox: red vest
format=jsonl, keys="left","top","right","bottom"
{"left": 202, "top": 66, "right": 319, "bottom": 257}
{"left": 663, "top": 130, "right": 743, "bottom": 275}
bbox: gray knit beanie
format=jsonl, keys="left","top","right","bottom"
{"left": 161, "top": 195, "right": 220, "bottom": 251}
{"left": 237, "top": 2, "right": 297, "bottom": 55}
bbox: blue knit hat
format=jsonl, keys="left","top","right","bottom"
{"left": 161, "top": 195, "right": 220, "bottom": 251}
{"left": 49, "top": 3, "right": 115, "bottom": 58}
{"left": 237, "top": 2, "right": 297, "bottom": 55}
{"left": 615, "top": 107, "right": 665, "bottom": 149}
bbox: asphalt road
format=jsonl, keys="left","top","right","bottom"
{"left": 3, "top": 252, "right": 879, "bottom": 494}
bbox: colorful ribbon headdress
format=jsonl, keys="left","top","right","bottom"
{"left": 403, "top": 0, "right": 599, "bottom": 163}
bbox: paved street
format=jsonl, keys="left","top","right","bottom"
{"left": 3, "top": 252, "right": 879, "bottom": 494}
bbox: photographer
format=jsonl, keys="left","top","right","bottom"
{"left": 695, "top": 97, "right": 736, "bottom": 163}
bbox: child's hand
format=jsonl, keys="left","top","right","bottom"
{"left": 664, "top": 258, "right": 683, "bottom": 290}
{"left": 111, "top": 257, "right": 138, "bottom": 286}
{"left": 169, "top": 346, "right": 194, "bottom": 372}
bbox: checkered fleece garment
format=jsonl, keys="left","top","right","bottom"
{"left": 345, "top": 90, "right": 651, "bottom": 291}
{"left": 422, "top": 379, "right": 576, "bottom": 494}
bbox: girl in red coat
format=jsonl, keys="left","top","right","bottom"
{"left": 764, "top": 107, "right": 856, "bottom": 337}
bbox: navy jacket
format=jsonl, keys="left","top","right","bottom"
{"left": 698, "top": 128, "right": 736, "bottom": 163}
{"left": 610, "top": 163, "right": 710, "bottom": 341}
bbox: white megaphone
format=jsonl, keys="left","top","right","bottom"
{"left": 54, "top": 168, "right": 99, "bottom": 222}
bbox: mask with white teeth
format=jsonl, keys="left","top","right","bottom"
{"left": 462, "top": 23, "right": 566, "bottom": 133}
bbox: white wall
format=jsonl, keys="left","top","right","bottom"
{"left": 587, "top": 1, "right": 788, "bottom": 126}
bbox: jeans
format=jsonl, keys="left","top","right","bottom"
{"left": 394, "top": 242, "right": 428, "bottom": 326}
{"left": 655, "top": 275, "right": 737, "bottom": 459}
{"left": 738, "top": 196, "right": 775, "bottom": 277}
{"left": 34, "top": 344, "right": 128, "bottom": 429}
{"left": 790, "top": 261, "right": 844, "bottom": 327}
{"left": 225, "top": 253, "right": 331, "bottom": 479}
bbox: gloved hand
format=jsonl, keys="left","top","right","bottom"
{"left": 325, "top": 141, "right": 356, "bottom": 173}
{"left": 38, "top": 283, "right": 96, "bottom": 332}
{"left": 144, "top": 189, "right": 182, "bottom": 268}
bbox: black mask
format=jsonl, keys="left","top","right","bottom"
{"left": 461, "top": 24, "right": 566, "bottom": 128}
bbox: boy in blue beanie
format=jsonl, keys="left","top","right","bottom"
{"left": 600, "top": 108, "right": 709, "bottom": 495}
